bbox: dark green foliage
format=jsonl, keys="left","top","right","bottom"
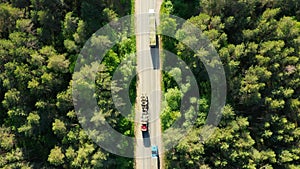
{"left": 0, "top": 1, "right": 135, "bottom": 168}
{"left": 162, "top": 1, "right": 300, "bottom": 169}
{"left": 165, "top": 0, "right": 199, "bottom": 19}
{"left": 0, "top": 3, "right": 21, "bottom": 38}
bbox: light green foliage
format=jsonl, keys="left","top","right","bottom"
{"left": 62, "top": 12, "right": 79, "bottom": 39}
{"left": 17, "top": 112, "right": 40, "bottom": 136}
{"left": 195, "top": 98, "right": 209, "bottom": 127}
{"left": 47, "top": 53, "right": 70, "bottom": 73}
{"left": 103, "top": 8, "right": 118, "bottom": 21}
{"left": 91, "top": 151, "right": 107, "bottom": 168}
{"left": 16, "top": 19, "right": 33, "bottom": 33}
{"left": 0, "top": 127, "right": 15, "bottom": 150}
{"left": 0, "top": 147, "right": 30, "bottom": 168}
{"left": 240, "top": 66, "right": 272, "bottom": 105}
{"left": 62, "top": 12, "right": 83, "bottom": 54}
{"left": 161, "top": 106, "right": 180, "bottom": 130}
{"left": 48, "top": 146, "right": 65, "bottom": 166}
{"left": 165, "top": 87, "right": 182, "bottom": 111}
{"left": 27, "top": 112, "right": 40, "bottom": 125}
{"left": 56, "top": 87, "right": 73, "bottom": 113}
{"left": 52, "top": 119, "right": 67, "bottom": 136}
{"left": 73, "top": 20, "right": 86, "bottom": 45}
{"left": 161, "top": 0, "right": 174, "bottom": 14}
{"left": 64, "top": 39, "right": 77, "bottom": 52}
{"left": 2, "top": 88, "right": 20, "bottom": 108}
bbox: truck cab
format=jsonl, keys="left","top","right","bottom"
{"left": 151, "top": 145, "right": 158, "bottom": 158}
{"left": 141, "top": 122, "right": 148, "bottom": 131}
{"left": 151, "top": 145, "right": 159, "bottom": 168}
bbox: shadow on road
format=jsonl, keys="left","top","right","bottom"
{"left": 150, "top": 36, "right": 160, "bottom": 69}
{"left": 157, "top": 156, "right": 160, "bottom": 169}
{"left": 142, "top": 131, "right": 151, "bottom": 147}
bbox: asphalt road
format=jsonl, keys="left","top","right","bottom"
{"left": 135, "top": 0, "right": 162, "bottom": 168}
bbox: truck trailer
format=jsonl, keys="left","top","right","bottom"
{"left": 149, "top": 9, "right": 156, "bottom": 47}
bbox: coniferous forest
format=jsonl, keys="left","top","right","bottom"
{"left": 0, "top": 0, "right": 299, "bottom": 168}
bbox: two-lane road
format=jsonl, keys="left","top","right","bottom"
{"left": 135, "top": 0, "right": 162, "bottom": 168}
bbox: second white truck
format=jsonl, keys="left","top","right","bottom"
{"left": 149, "top": 9, "right": 156, "bottom": 47}
{"left": 140, "top": 95, "right": 149, "bottom": 132}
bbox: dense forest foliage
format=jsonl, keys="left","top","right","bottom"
{"left": 0, "top": 0, "right": 299, "bottom": 168}
{"left": 160, "top": 0, "right": 300, "bottom": 168}
{"left": 0, "top": 0, "right": 134, "bottom": 168}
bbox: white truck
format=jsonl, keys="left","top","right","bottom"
{"left": 149, "top": 9, "right": 156, "bottom": 47}
{"left": 140, "top": 95, "right": 149, "bottom": 132}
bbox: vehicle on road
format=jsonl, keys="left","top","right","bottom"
{"left": 141, "top": 112, "right": 149, "bottom": 131}
{"left": 149, "top": 9, "right": 156, "bottom": 47}
{"left": 151, "top": 145, "right": 158, "bottom": 168}
{"left": 140, "top": 94, "right": 149, "bottom": 132}
{"left": 151, "top": 145, "right": 158, "bottom": 157}
{"left": 141, "top": 94, "right": 148, "bottom": 111}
